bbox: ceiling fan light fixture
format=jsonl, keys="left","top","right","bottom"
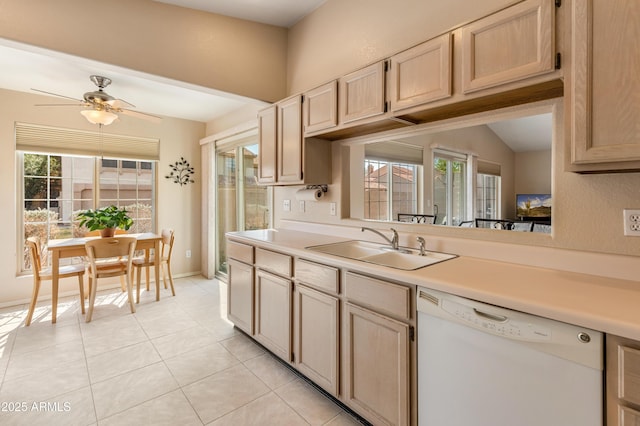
{"left": 80, "top": 109, "right": 117, "bottom": 125}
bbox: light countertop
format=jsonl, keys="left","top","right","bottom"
{"left": 228, "top": 229, "right": 640, "bottom": 341}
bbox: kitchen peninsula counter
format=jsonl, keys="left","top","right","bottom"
{"left": 228, "top": 228, "right": 640, "bottom": 341}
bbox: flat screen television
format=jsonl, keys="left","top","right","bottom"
{"left": 516, "top": 194, "right": 551, "bottom": 221}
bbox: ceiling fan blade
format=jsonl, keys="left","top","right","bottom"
{"left": 31, "top": 88, "right": 83, "bottom": 102}
{"left": 120, "top": 108, "right": 163, "bottom": 124}
{"left": 34, "top": 103, "right": 86, "bottom": 107}
{"left": 107, "top": 98, "right": 135, "bottom": 109}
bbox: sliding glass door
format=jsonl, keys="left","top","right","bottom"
{"left": 216, "top": 141, "right": 269, "bottom": 275}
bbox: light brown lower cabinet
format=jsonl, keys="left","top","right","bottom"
{"left": 343, "top": 301, "right": 410, "bottom": 426}
{"left": 607, "top": 334, "right": 640, "bottom": 426}
{"left": 226, "top": 238, "right": 415, "bottom": 424}
{"left": 227, "top": 258, "right": 254, "bottom": 335}
{"left": 254, "top": 269, "right": 292, "bottom": 361}
{"left": 293, "top": 283, "right": 339, "bottom": 396}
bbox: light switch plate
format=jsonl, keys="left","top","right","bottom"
{"left": 329, "top": 202, "right": 336, "bottom": 216}
{"left": 283, "top": 199, "right": 291, "bottom": 212}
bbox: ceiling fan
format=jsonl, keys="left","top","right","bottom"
{"left": 32, "top": 75, "right": 162, "bottom": 126}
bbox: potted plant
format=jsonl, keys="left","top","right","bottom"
{"left": 76, "top": 205, "right": 133, "bottom": 237}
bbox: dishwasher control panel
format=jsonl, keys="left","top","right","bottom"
{"left": 417, "top": 286, "right": 604, "bottom": 372}
{"left": 440, "top": 298, "right": 552, "bottom": 341}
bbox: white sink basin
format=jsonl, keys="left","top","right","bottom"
{"left": 306, "top": 240, "right": 456, "bottom": 270}
{"left": 306, "top": 240, "right": 386, "bottom": 259}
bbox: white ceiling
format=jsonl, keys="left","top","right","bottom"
{"left": 488, "top": 113, "right": 552, "bottom": 152}
{"left": 153, "top": 0, "right": 326, "bottom": 27}
{"left": 0, "top": 0, "right": 325, "bottom": 124}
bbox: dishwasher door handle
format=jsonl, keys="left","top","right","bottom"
{"left": 473, "top": 308, "right": 508, "bottom": 323}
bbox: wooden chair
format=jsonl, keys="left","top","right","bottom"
{"left": 84, "top": 237, "right": 137, "bottom": 322}
{"left": 397, "top": 213, "right": 436, "bottom": 224}
{"left": 25, "top": 237, "right": 85, "bottom": 326}
{"left": 85, "top": 229, "right": 128, "bottom": 292}
{"left": 511, "top": 221, "right": 534, "bottom": 232}
{"left": 132, "top": 229, "right": 176, "bottom": 303}
{"left": 475, "top": 218, "right": 514, "bottom": 230}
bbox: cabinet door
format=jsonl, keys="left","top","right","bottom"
{"left": 461, "top": 0, "right": 555, "bottom": 93}
{"left": 255, "top": 269, "right": 292, "bottom": 361}
{"left": 569, "top": 0, "right": 640, "bottom": 170}
{"left": 294, "top": 284, "right": 339, "bottom": 396}
{"left": 277, "top": 95, "right": 303, "bottom": 183}
{"left": 303, "top": 80, "right": 338, "bottom": 134}
{"left": 389, "top": 33, "right": 452, "bottom": 112}
{"left": 607, "top": 334, "right": 640, "bottom": 426}
{"left": 343, "top": 302, "right": 410, "bottom": 426}
{"left": 620, "top": 406, "right": 640, "bottom": 426}
{"left": 227, "top": 258, "right": 254, "bottom": 334}
{"left": 257, "top": 105, "right": 277, "bottom": 184}
{"left": 339, "top": 61, "right": 386, "bottom": 124}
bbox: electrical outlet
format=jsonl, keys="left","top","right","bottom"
{"left": 283, "top": 199, "right": 291, "bottom": 212}
{"left": 186, "top": 250, "right": 192, "bottom": 258}
{"left": 623, "top": 209, "right": 640, "bottom": 236}
{"left": 299, "top": 200, "right": 305, "bottom": 212}
{"left": 329, "top": 202, "right": 336, "bottom": 216}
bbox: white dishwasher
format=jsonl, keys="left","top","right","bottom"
{"left": 417, "top": 286, "right": 603, "bottom": 426}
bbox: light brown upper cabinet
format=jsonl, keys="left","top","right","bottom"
{"left": 257, "top": 104, "right": 277, "bottom": 184}
{"left": 257, "top": 95, "right": 331, "bottom": 185}
{"left": 388, "top": 33, "right": 453, "bottom": 112}
{"left": 568, "top": 0, "right": 640, "bottom": 172}
{"left": 303, "top": 80, "right": 338, "bottom": 135}
{"left": 277, "top": 95, "right": 304, "bottom": 183}
{"left": 339, "top": 61, "right": 387, "bottom": 124}
{"left": 461, "top": 0, "right": 556, "bottom": 94}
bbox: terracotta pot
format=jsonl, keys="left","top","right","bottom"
{"left": 100, "top": 228, "right": 116, "bottom": 238}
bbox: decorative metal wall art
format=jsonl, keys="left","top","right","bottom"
{"left": 166, "top": 157, "right": 195, "bottom": 186}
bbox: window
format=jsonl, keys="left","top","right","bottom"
{"left": 433, "top": 151, "right": 468, "bottom": 226}
{"left": 476, "top": 160, "right": 501, "bottom": 220}
{"left": 476, "top": 173, "right": 501, "bottom": 219}
{"left": 98, "top": 159, "right": 155, "bottom": 233}
{"left": 364, "top": 159, "right": 421, "bottom": 221}
{"left": 20, "top": 152, "right": 156, "bottom": 271}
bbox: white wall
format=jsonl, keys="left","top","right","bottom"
{"left": 0, "top": 88, "right": 204, "bottom": 305}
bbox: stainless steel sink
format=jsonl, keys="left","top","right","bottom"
{"left": 306, "top": 240, "right": 456, "bottom": 270}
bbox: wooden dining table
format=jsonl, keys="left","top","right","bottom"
{"left": 47, "top": 233, "right": 162, "bottom": 323}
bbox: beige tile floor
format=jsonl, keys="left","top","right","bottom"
{"left": 0, "top": 276, "right": 365, "bottom": 426}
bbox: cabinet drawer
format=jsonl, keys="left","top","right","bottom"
{"left": 620, "top": 345, "right": 640, "bottom": 405}
{"left": 227, "top": 240, "right": 254, "bottom": 264}
{"left": 344, "top": 272, "right": 411, "bottom": 320}
{"left": 255, "top": 248, "right": 292, "bottom": 278}
{"left": 295, "top": 259, "right": 339, "bottom": 294}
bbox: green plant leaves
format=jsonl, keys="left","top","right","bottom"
{"left": 76, "top": 205, "right": 133, "bottom": 231}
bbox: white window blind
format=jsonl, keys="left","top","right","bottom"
{"left": 477, "top": 160, "right": 501, "bottom": 176}
{"left": 15, "top": 122, "right": 160, "bottom": 161}
{"left": 365, "top": 141, "right": 423, "bottom": 165}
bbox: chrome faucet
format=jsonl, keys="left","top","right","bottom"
{"left": 361, "top": 227, "right": 399, "bottom": 250}
{"left": 416, "top": 236, "right": 426, "bottom": 256}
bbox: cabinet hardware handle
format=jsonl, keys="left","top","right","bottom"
{"left": 473, "top": 308, "right": 508, "bottom": 323}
